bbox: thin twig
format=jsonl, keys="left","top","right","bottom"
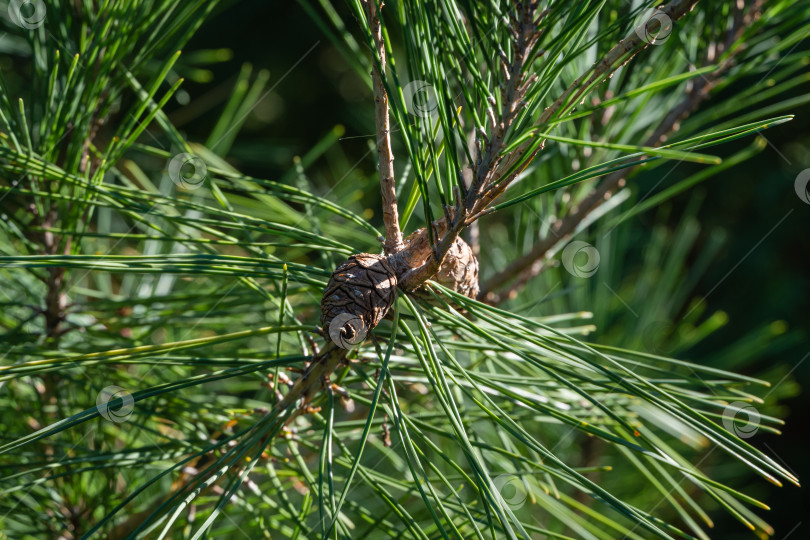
{"left": 466, "top": 2, "right": 546, "bottom": 210}
{"left": 472, "top": 0, "right": 702, "bottom": 216}
{"left": 364, "top": 0, "right": 403, "bottom": 255}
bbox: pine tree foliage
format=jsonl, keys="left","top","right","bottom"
{"left": 0, "top": 0, "right": 806, "bottom": 538}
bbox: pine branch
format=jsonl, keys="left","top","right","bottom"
{"left": 465, "top": 2, "right": 546, "bottom": 211}
{"left": 291, "top": 0, "right": 706, "bottom": 414}
{"left": 396, "top": 1, "right": 545, "bottom": 291}
{"left": 480, "top": 0, "right": 765, "bottom": 302}
{"left": 471, "top": 0, "right": 702, "bottom": 216}
{"left": 277, "top": 343, "right": 345, "bottom": 424}
{"left": 399, "top": 0, "right": 701, "bottom": 293}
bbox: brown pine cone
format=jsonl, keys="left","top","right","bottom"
{"left": 320, "top": 253, "right": 397, "bottom": 349}
{"left": 434, "top": 236, "right": 479, "bottom": 299}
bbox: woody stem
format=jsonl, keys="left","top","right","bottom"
{"left": 364, "top": 0, "right": 403, "bottom": 255}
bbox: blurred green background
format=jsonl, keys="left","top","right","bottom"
{"left": 170, "top": 2, "right": 809, "bottom": 536}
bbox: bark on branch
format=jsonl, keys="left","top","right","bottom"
{"left": 364, "top": 0, "right": 404, "bottom": 255}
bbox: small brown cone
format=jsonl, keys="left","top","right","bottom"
{"left": 434, "top": 236, "right": 479, "bottom": 299}
{"left": 389, "top": 215, "right": 480, "bottom": 299}
{"left": 320, "top": 253, "right": 397, "bottom": 348}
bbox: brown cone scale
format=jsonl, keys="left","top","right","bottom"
{"left": 320, "top": 254, "right": 398, "bottom": 345}
{"left": 434, "top": 236, "right": 479, "bottom": 299}
{"left": 389, "top": 215, "right": 480, "bottom": 299}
